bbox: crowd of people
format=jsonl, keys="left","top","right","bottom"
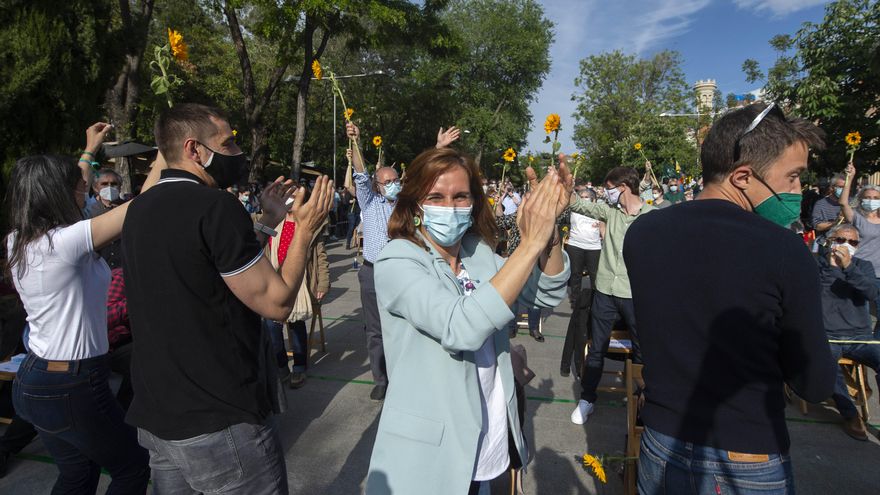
{"left": 0, "top": 100, "right": 875, "bottom": 495}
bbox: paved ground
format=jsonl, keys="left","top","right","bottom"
{"left": 2, "top": 240, "right": 880, "bottom": 494}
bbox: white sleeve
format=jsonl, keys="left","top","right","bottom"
{"left": 53, "top": 220, "right": 94, "bottom": 264}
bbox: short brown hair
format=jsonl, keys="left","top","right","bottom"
{"left": 604, "top": 167, "right": 640, "bottom": 193}
{"left": 387, "top": 148, "right": 497, "bottom": 249}
{"left": 154, "top": 103, "right": 226, "bottom": 164}
{"left": 701, "top": 103, "right": 825, "bottom": 184}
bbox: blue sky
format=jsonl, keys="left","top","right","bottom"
{"left": 526, "top": 0, "right": 831, "bottom": 153}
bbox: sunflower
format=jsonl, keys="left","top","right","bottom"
{"left": 503, "top": 148, "right": 516, "bottom": 162}
{"left": 373, "top": 135, "right": 382, "bottom": 148}
{"left": 582, "top": 454, "right": 607, "bottom": 484}
{"left": 344, "top": 108, "right": 354, "bottom": 120}
{"left": 311, "top": 59, "right": 323, "bottom": 80}
{"left": 634, "top": 143, "right": 642, "bottom": 151}
{"left": 168, "top": 28, "right": 188, "bottom": 62}
{"left": 846, "top": 131, "right": 861, "bottom": 147}
{"left": 544, "top": 113, "right": 561, "bottom": 134}
{"left": 528, "top": 155, "right": 535, "bottom": 163}
{"left": 232, "top": 129, "right": 238, "bottom": 137}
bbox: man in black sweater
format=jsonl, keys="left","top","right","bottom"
{"left": 624, "top": 102, "right": 835, "bottom": 494}
{"left": 817, "top": 224, "right": 880, "bottom": 441}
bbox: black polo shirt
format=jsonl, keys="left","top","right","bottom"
{"left": 122, "top": 168, "right": 269, "bottom": 440}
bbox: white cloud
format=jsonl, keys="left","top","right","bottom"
{"left": 733, "top": 0, "right": 827, "bottom": 16}
{"left": 527, "top": 0, "right": 711, "bottom": 152}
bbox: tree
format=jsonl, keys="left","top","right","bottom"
{"left": 743, "top": 0, "right": 879, "bottom": 174}
{"left": 440, "top": 0, "right": 553, "bottom": 170}
{"left": 0, "top": 0, "right": 119, "bottom": 173}
{"left": 571, "top": 50, "right": 695, "bottom": 181}
{"left": 222, "top": 0, "right": 302, "bottom": 182}
{"left": 104, "top": 0, "right": 155, "bottom": 193}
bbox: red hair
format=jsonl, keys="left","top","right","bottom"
{"left": 387, "top": 148, "right": 497, "bottom": 249}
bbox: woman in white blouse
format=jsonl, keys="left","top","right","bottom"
{"left": 6, "top": 124, "right": 160, "bottom": 493}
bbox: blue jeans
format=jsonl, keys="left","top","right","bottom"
{"left": 828, "top": 341, "right": 880, "bottom": 419}
{"left": 138, "top": 421, "right": 288, "bottom": 495}
{"left": 264, "top": 319, "right": 308, "bottom": 372}
{"left": 639, "top": 427, "right": 793, "bottom": 495}
{"left": 13, "top": 353, "right": 149, "bottom": 494}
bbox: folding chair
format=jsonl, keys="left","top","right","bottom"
{"left": 623, "top": 358, "right": 645, "bottom": 495}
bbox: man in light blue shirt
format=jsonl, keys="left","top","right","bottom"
{"left": 347, "top": 123, "right": 399, "bottom": 401}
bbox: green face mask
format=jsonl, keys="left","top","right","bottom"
{"left": 753, "top": 192, "right": 801, "bottom": 228}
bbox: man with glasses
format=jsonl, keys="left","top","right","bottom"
{"left": 346, "top": 122, "right": 397, "bottom": 401}
{"left": 624, "top": 102, "right": 835, "bottom": 493}
{"left": 818, "top": 224, "right": 880, "bottom": 441}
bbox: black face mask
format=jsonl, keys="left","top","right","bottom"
{"left": 199, "top": 143, "right": 249, "bottom": 189}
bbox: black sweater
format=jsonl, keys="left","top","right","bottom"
{"left": 623, "top": 199, "right": 835, "bottom": 454}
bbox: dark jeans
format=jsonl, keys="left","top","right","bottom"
{"left": 108, "top": 343, "right": 133, "bottom": 411}
{"left": 506, "top": 306, "right": 541, "bottom": 334}
{"left": 138, "top": 421, "right": 288, "bottom": 495}
{"left": 639, "top": 426, "right": 793, "bottom": 495}
{"left": 561, "top": 247, "right": 601, "bottom": 375}
{"left": 358, "top": 263, "right": 387, "bottom": 385}
{"left": 579, "top": 292, "right": 640, "bottom": 403}
{"left": 13, "top": 353, "right": 149, "bottom": 494}
{"left": 264, "top": 319, "right": 308, "bottom": 372}
{"left": 346, "top": 213, "right": 361, "bottom": 249}
{"left": 828, "top": 341, "right": 880, "bottom": 419}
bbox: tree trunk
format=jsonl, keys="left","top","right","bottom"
{"left": 248, "top": 125, "right": 269, "bottom": 182}
{"left": 290, "top": 78, "right": 309, "bottom": 181}
{"left": 104, "top": 0, "right": 154, "bottom": 194}
{"left": 225, "top": 1, "right": 293, "bottom": 182}
{"left": 290, "top": 20, "right": 331, "bottom": 180}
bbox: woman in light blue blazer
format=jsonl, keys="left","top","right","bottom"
{"left": 366, "top": 147, "right": 572, "bottom": 494}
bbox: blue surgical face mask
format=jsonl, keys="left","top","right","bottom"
{"left": 834, "top": 187, "right": 843, "bottom": 198}
{"left": 422, "top": 204, "right": 473, "bottom": 247}
{"left": 382, "top": 181, "right": 401, "bottom": 201}
{"left": 862, "top": 199, "right": 880, "bottom": 212}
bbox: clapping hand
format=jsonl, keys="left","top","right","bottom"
{"left": 831, "top": 244, "right": 852, "bottom": 269}
{"left": 293, "top": 176, "right": 334, "bottom": 236}
{"left": 260, "top": 176, "right": 296, "bottom": 223}
{"left": 517, "top": 170, "right": 561, "bottom": 251}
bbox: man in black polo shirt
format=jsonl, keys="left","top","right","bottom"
{"left": 623, "top": 103, "right": 835, "bottom": 494}
{"left": 122, "top": 103, "right": 333, "bottom": 494}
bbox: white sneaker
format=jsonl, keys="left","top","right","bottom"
{"left": 570, "top": 399, "right": 595, "bottom": 424}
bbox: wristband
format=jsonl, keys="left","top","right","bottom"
{"left": 81, "top": 151, "right": 95, "bottom": 158}
{"left": 78, "top": 159, "right": 92, "bottom": 166}
{"left": 254, "top": 222, "right": 278, "bottom": 237}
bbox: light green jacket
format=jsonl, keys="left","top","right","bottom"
{"left": 365, "top": 233, "right": 569, "bottom": 495}
{"left": 569, "top": 199, "right": 654, "bottom": 298}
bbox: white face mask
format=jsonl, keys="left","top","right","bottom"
{"left": 653, "top": 193, "right": 662, "bottom": 200}
{"left": 99, "top": 186, "right": 120, "bottom": 202}
{"left": 833, "top": 241, "right": 858, "bottom": 257}
{"left": 605, "top": 186, "right": 622, "bottom": 206}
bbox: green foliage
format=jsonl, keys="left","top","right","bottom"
{"left": 0, "top": 0, "right": 118, "bottom": 177}
{"left": 571, "top": 50, "right": 696, "bottom": 182}
{"left": 743, "top": 0, "right": 880, "bottom": 174}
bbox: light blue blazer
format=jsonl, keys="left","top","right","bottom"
{"left": 365, "top": 233, "right": 569, "bottom": 495}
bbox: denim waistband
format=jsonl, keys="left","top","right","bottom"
{"left": 21, "top": 352, "right": 109, "bottom": 375}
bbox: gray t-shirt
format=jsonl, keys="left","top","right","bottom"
{"left": 852, "top": 212, "right": 880, "bottom": 277}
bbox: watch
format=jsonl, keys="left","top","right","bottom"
{"left": 253, "top": 222, "right": 278, "bottom": 237}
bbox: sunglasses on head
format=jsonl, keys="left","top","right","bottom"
{"left": 733, "top": 102, "right": 786, "bottom": 163}
{"left": 830, "top": 237, "right": 860, "bottom": 247}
